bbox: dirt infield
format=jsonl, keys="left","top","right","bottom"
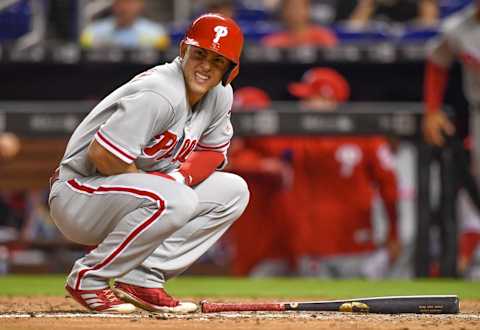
{"left": 1, "top": 296, "right": 479, "bottom": 330}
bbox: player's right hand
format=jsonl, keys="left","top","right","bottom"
{"left": 386, "top": 239, "right": 402, "bottom": 265}
{"left": 0, "top": 132, "right": 20, "bottom": 160}
{"left": 422, "top": 111, "right": 455, "bottom": 147}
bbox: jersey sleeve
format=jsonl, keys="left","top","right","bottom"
{"left": 428, "top": 35, "right": 456, "bottom": 68}
{"left": 196, "top": 88, "right": 234, "bottom": 169}
{"left": 94, "top": 90, "right": 173, "bottom": 164}
{"left": 427, "top": 12, "right": 463, "bottom": 67}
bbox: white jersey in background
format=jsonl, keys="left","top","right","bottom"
{"left": 429, "top": 5, "right": 480, "bottom": 106}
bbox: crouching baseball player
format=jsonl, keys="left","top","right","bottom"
{"left": 48, "top": 14, "right": 249, "bottom": 314}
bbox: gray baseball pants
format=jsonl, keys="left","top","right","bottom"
{"left": 49, "top": 170, "right": 249, "bottom": 290}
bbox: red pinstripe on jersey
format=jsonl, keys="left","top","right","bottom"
{"left": 66, "top": 179, "right": 166, "bottom": 290}
{"left": 196, "top": 141, "right": 230, "bottom": 150}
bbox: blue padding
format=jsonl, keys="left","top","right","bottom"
{"left": 0, "top": 0, "right": 31, "bottom": 40}
{"left": 238, "top": 21, "right": 280, "bottom": 41}
{"left": 236, "top": 8, "right": 271, "bottom": 22}
{"left": 333, "top": 25, "right": 391, "bottom": 42}
{"left": 398, "top": 27, "right": 440, "bottom": 42}
{"left": 169, "top": 20, "right": 280, "bottom": 44}
{"left": 169, "top": 23, "right": 188, "bottom": 44}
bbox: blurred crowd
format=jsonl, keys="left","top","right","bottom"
{"left": 0, "top": 0, "right": 474, "bottom": 50}
{"left": 1, "top": 0, "right": 479, "bottom": 279}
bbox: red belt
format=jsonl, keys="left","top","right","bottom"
{"left": 49, "top": 168, "right": 60, "bottom": 189}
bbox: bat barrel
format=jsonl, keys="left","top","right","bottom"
{"left": 359, "top": 295, "right": 459, "bottom": 314}
{"left": 282, "top": 295, "right": 460, "bottom": 314}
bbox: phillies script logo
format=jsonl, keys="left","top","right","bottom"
{"left": 213, "top": 26, "right": 228, "bottom": 43}
{"left": 173, "top": 139, "right": 198, "bottom": 163}
{"left": 143, "top": 131, "right": 177, "bottom": 160}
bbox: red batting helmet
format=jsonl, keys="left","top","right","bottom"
{"left": 181, "top": 13, "right": 244, "bottom": 85}
{"left": 288, "top": 68, "right": 350, "bottom": 102}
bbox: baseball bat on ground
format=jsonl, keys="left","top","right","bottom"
{"left": 201, "top": 295, "right": 459, "bottom": 314}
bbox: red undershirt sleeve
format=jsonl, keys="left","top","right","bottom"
{"left": 178, "top": 150, "right": 224, "bottom": 186}
{"left": 424, "top": 60, "right": 449, "bottom": 114}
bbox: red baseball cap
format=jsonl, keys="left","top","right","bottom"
{"left": 288, "top": 68, "right": 350, "bottom": 102}
{"left": 233, "top": 87, "right": 271, "bottom": 111}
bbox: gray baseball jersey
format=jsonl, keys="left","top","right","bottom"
{"left": 49, "top": 58, "right": 249, "bottom": 292}
{"left": 59, "top": 57, "right": 233, "bottom": 180}
{"left": 428, "top": 5, "right": 480, "bottom": 106}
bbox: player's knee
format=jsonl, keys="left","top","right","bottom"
{"left": 233, "top": 174, "right": 250, "bottom": 205}
{"left": 225, "top": 174, "right": 250, "bottom": 220}
{"left": 166, "top": 186, "right": 199, "bottom": 229}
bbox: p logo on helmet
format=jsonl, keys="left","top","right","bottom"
{"left": 180, "top": 13, "right": 244, "bottom": 86}
{"left": 213, "top": 26, "right": 228, "bottom": 43}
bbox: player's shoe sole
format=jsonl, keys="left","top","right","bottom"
{"left": 112, "top": 285, "right": 198, "bottom": 314}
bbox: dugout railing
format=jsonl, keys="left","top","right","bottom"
{"left": 0, "top": 101, "right": 459, "bottom": 277}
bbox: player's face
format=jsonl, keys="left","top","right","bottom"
{"left": 181, "top": 45, "right": 231, "bottom": 103}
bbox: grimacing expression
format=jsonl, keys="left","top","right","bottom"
{"left": 181, "top": 45, "right": 231, "bottom": 98}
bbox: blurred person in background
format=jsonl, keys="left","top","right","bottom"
{"left": 261, "top": 0, "right": 338, "bottom": 48}
{"left": 339, "top": 0, "right": 439, "bottom": 28}
{"left": 285, "top": 68, "right": 400, "bottom": 278}
{"left": 422, "top": 2, "right": 480, "bottom": 162}
{"left": 226, "top": 87, "right": 295, "bottom": 276}
{"left": 421, "top": 1, "right": 480, "bottom": 279}
{"left": 202, "top": 0, "right": 235, "bottom": 18}
{"left": 228, "top": 71, "right": 401, "bottom": 278}
{"left": 80, "top": 0, "right": 170, "bottom": 49}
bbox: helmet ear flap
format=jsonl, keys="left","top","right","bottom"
{"left": 222, "top": 63, "right": 239, "bottom": 86}
{"left": 222, "top": 63, "right": 234, "bottom": 86}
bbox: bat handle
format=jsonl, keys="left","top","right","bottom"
{"left": 201, "top": 300, "right": 285, "bottom": 313}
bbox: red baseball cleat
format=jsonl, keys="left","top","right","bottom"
{"left": 112, "top": 282, "right": 198, "bottom": 313}
{"left": 65, "top": 285, "right": 136, "bottom": 313}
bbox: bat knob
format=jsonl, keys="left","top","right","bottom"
{"left": 200, "top": 300, "right": 209, "bottom": 313}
